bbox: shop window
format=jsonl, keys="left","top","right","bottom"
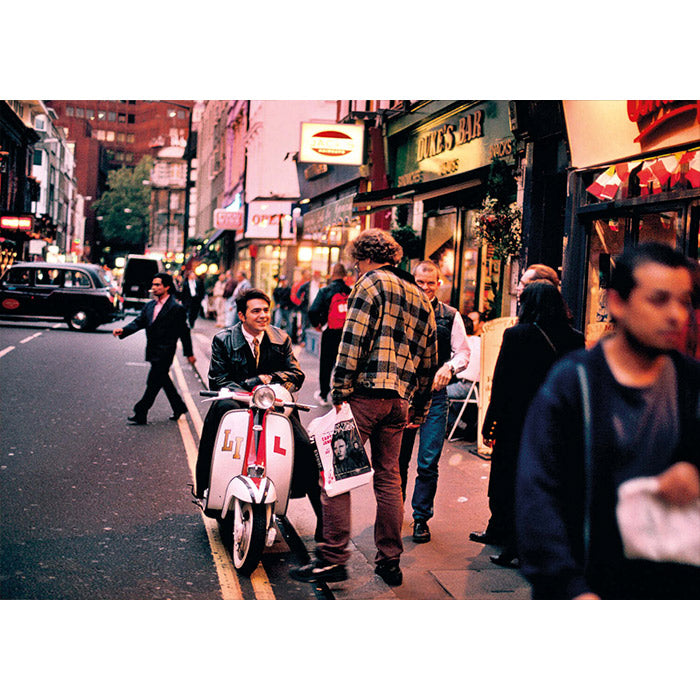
{"left": 585, "top": 217, "right": 626, "bottom": 339}
{"left": 458, "top": 209, "right": 480, "bottom": 314}
{"left": 638, "top": 211, "right": 681, "bottom": 248}
{"left": 424, "top": 211, "right": 456, "bottom": 304}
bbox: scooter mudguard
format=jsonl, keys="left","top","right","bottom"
{"left": 221, "top": 476, "right": 277, "bottom": 519}
{"left": 206, "top": 407, "right": 295, "bottom": 516}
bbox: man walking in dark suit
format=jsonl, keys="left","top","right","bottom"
{"left": 179, "top": 269, "right": 205, "bottom": 328}
{"left": 113, "top": 273, "right": 195, "bottom": 425}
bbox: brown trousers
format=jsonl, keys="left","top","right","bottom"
{"left": 316, "top": 395, "right": 409, "bottom": 566}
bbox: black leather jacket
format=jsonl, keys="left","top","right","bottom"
{"left": 208, "top": 322, "right": 304, "bottom": 393}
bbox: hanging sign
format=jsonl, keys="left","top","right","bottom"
{"left": 299, "top": 123, "right": 365, "bottom": 165}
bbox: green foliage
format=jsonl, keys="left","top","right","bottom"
{"left": 93, "top": 156, "right": 153, "bottom": 253}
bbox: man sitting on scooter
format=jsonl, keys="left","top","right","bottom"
{"left": 194, "top": 288, "right": 323, "bottom": 537}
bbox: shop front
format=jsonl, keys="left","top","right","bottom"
{"left": 300, "top": 192, "right": 361, "bottom": 275}
{"left": 359, "top": 101, "right": 519, "bottom": 318}
{"left": 561, "top": 100, "right": 700, "bottom": 342}
{"left": 236, "top": 199, "right": 296, "bottom": 299}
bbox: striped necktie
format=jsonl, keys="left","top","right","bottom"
{"left": 253, "top": 337, "right": 260, "bottom": 367}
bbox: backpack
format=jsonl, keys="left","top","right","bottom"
{"left": 327, "top": 291, "right": 349, "bottom": 329}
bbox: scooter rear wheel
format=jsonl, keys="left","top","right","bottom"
{"left": 231, "top": 500, "right": 267, "bottom": 576}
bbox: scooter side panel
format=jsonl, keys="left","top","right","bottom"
{"left": 208, "top": 409, "right": 251, "bottom": 511}
{"left": 264, "top": 413, "right": 294, "bottom": 516}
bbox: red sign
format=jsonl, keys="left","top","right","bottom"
{"left": 2, "top": 299, "right": 20, "bottom": 310}
{"left": 213, "top": 209, "right": 243, "bottom": 230}
{"left": 1, "top": 215, "right": 33, "bottom": 230}
{"left": 627, "top": 100, "right": 700, "bottom": 143}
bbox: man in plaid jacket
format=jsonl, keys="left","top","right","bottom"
{"left": 291, "top": 229, "right": 438, "bottom": 586}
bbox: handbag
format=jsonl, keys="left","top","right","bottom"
{"left": 307, "top": 403, "right": 373, "bottom": 497}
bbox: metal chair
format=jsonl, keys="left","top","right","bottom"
{"left": 446, "top": 381, "right": 479, "bottom": 442}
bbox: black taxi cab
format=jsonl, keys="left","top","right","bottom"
{"left": 0, "top": 262, "right": 124, "bottom": 331}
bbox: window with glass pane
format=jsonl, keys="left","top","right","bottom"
{"left": 425, "top": 211, "right": 456, "bottom": 304}
{"left": 36, "top": 268, "right": 64, "bottom": 286}
{"left": 459, "top": 209, "right": 480, "bottom": 314}
{"left": 585, "top": 218, "right": 626, "bottom": 331}
{"left": 638, "top": 211, "right": 681, "bottom": 248}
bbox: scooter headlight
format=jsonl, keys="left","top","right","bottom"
{"left": 252, "top": 385, "right": 276, "bottom": 410}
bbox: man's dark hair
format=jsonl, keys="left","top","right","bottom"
{"left": 610, "top": 242, "right": 692, "bottom": 301}
{"left": 154, "top": 273, "right": 173, "bottom": 291}
{"left": 347, "top": 228, "right": 403, "bottom": 265}
{"left": 236, "top": 287, "right": 270, "bottom": 315}
{"left": 463, "top": 314, "right": 474, "bottom": 335}
{"left": 518, "top": 281, "right": 570, "bottom": 328}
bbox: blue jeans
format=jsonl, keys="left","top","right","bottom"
{"left": 274, "top": 307, "right": 293, "bottom": 333}
{"left": 398, "top": 389, "right": 449, "bottom": 522}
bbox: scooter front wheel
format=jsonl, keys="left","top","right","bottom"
{"left": 231, "top": 499, "right": 267, "bottom": 576}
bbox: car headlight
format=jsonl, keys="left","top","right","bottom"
{"left": 252, "top": 385, "right": 276, "bottom": 409}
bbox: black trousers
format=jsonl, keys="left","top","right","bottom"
{"left": 318, "top": 328, "right": 342, "bottom": 399}
{"left": 186, "top": 302, "right": 200, "bottom": 328}
{"left": 133, "top": 360, "right": 187, "bottom": 418}
{"left": 194, "top": 398, "right": 322, "bottom": 528}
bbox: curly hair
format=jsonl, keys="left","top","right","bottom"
{"left": 346, "top": 228, "right": 403, "bottom": 265}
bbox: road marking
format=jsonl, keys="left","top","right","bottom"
{"left": 0, "top": 346, "right": 15, "bottom": 358}
{"left": 172, "top": 356, "right": 276, "bottom": 601}
{"left": 20, "top": 332, "right": 42, "bottom": 344}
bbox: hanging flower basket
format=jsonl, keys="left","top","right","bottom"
{"left": 472, "top": 196, "right": 522, "bottom": 260}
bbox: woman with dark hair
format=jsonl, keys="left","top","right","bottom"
{"left": 470, "top": 282, "right": 585, "bottom": 567}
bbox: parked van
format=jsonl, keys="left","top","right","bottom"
{"left": 121, "top": 255, "right": 163, "bottom": 310}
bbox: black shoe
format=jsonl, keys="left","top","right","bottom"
{"left": 169, "top": 407, "right": 187, "bottom": 421}
{"left": 412, "top": 520, "right": 431, "bottom": 543}
{"left": 127, "top": 414, "right": 147, "bottom": 425}
{"left": 289, "top": 559, "right": 348, "bottom": 583}
{"left": 469, "top": 530, "right": 504, "bottom": 546}
{"left": 375, "top": 561, "right": 403, "bottom": 586}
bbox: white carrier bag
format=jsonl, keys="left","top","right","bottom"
{"left": 307, "top": 402, "right": 373, "bottom": 497}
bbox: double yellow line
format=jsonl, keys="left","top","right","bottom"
{"left": 171, "top": 356, "right": 275, "bottom": 601}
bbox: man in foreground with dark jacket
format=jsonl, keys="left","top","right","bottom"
{"left": 517, "top": 243, "right": 699, "bottom": 599}
{"left": 113, "top": 273, "right": 195, "bottom": 424}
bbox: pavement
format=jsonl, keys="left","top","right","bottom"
{"left": 187, "top": 316, "right": 531, "bottom": 600}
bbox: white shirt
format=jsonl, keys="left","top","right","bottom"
{"left": 456, "top": 335, "right": 481, "bottom": 383}
{"left": 240, "top": 325, "right": 265, "bottom": 358}
{"left": 445, "top": 310, "right": 470, "bottom": 375}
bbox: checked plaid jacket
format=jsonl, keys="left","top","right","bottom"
{"left": 331, "top": 266, "right": 438, "bottom": 422}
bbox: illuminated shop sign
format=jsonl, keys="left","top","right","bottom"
{"left": 245, "top": 201, "right": 293, "bottom": 239}
{"left": 393, "top": 102, "right": 514, "bottom": 187}
{"left": 299, "top": 123, "right": 365, "bottom": 166}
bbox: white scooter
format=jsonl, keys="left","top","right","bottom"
{"left": 198, "top": 384, "right": 313, "bottom": 575}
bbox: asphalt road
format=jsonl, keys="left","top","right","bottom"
{"left": 0, "top": 317, "right": 314, "bottom": 600}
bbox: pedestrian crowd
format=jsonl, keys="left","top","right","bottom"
{"left": 114, "top": 231, "right": 700, "bottom": 599}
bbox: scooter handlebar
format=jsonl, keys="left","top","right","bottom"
{"left": 199, "top": 389, "right": 315, "bottom": 411}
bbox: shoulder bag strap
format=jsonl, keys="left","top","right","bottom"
{"left": 576, "top": 362, "right": 593, "bottom": 561}
{"left": 533, "top": 321, "right": 558, "bottom": 354}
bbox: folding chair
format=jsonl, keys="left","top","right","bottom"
{"left": 446, "top": 381, "right": 479, "bottom": 442}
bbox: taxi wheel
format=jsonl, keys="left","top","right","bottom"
{"left": 66, "top": 308, "right": 95, "bottom": 331}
